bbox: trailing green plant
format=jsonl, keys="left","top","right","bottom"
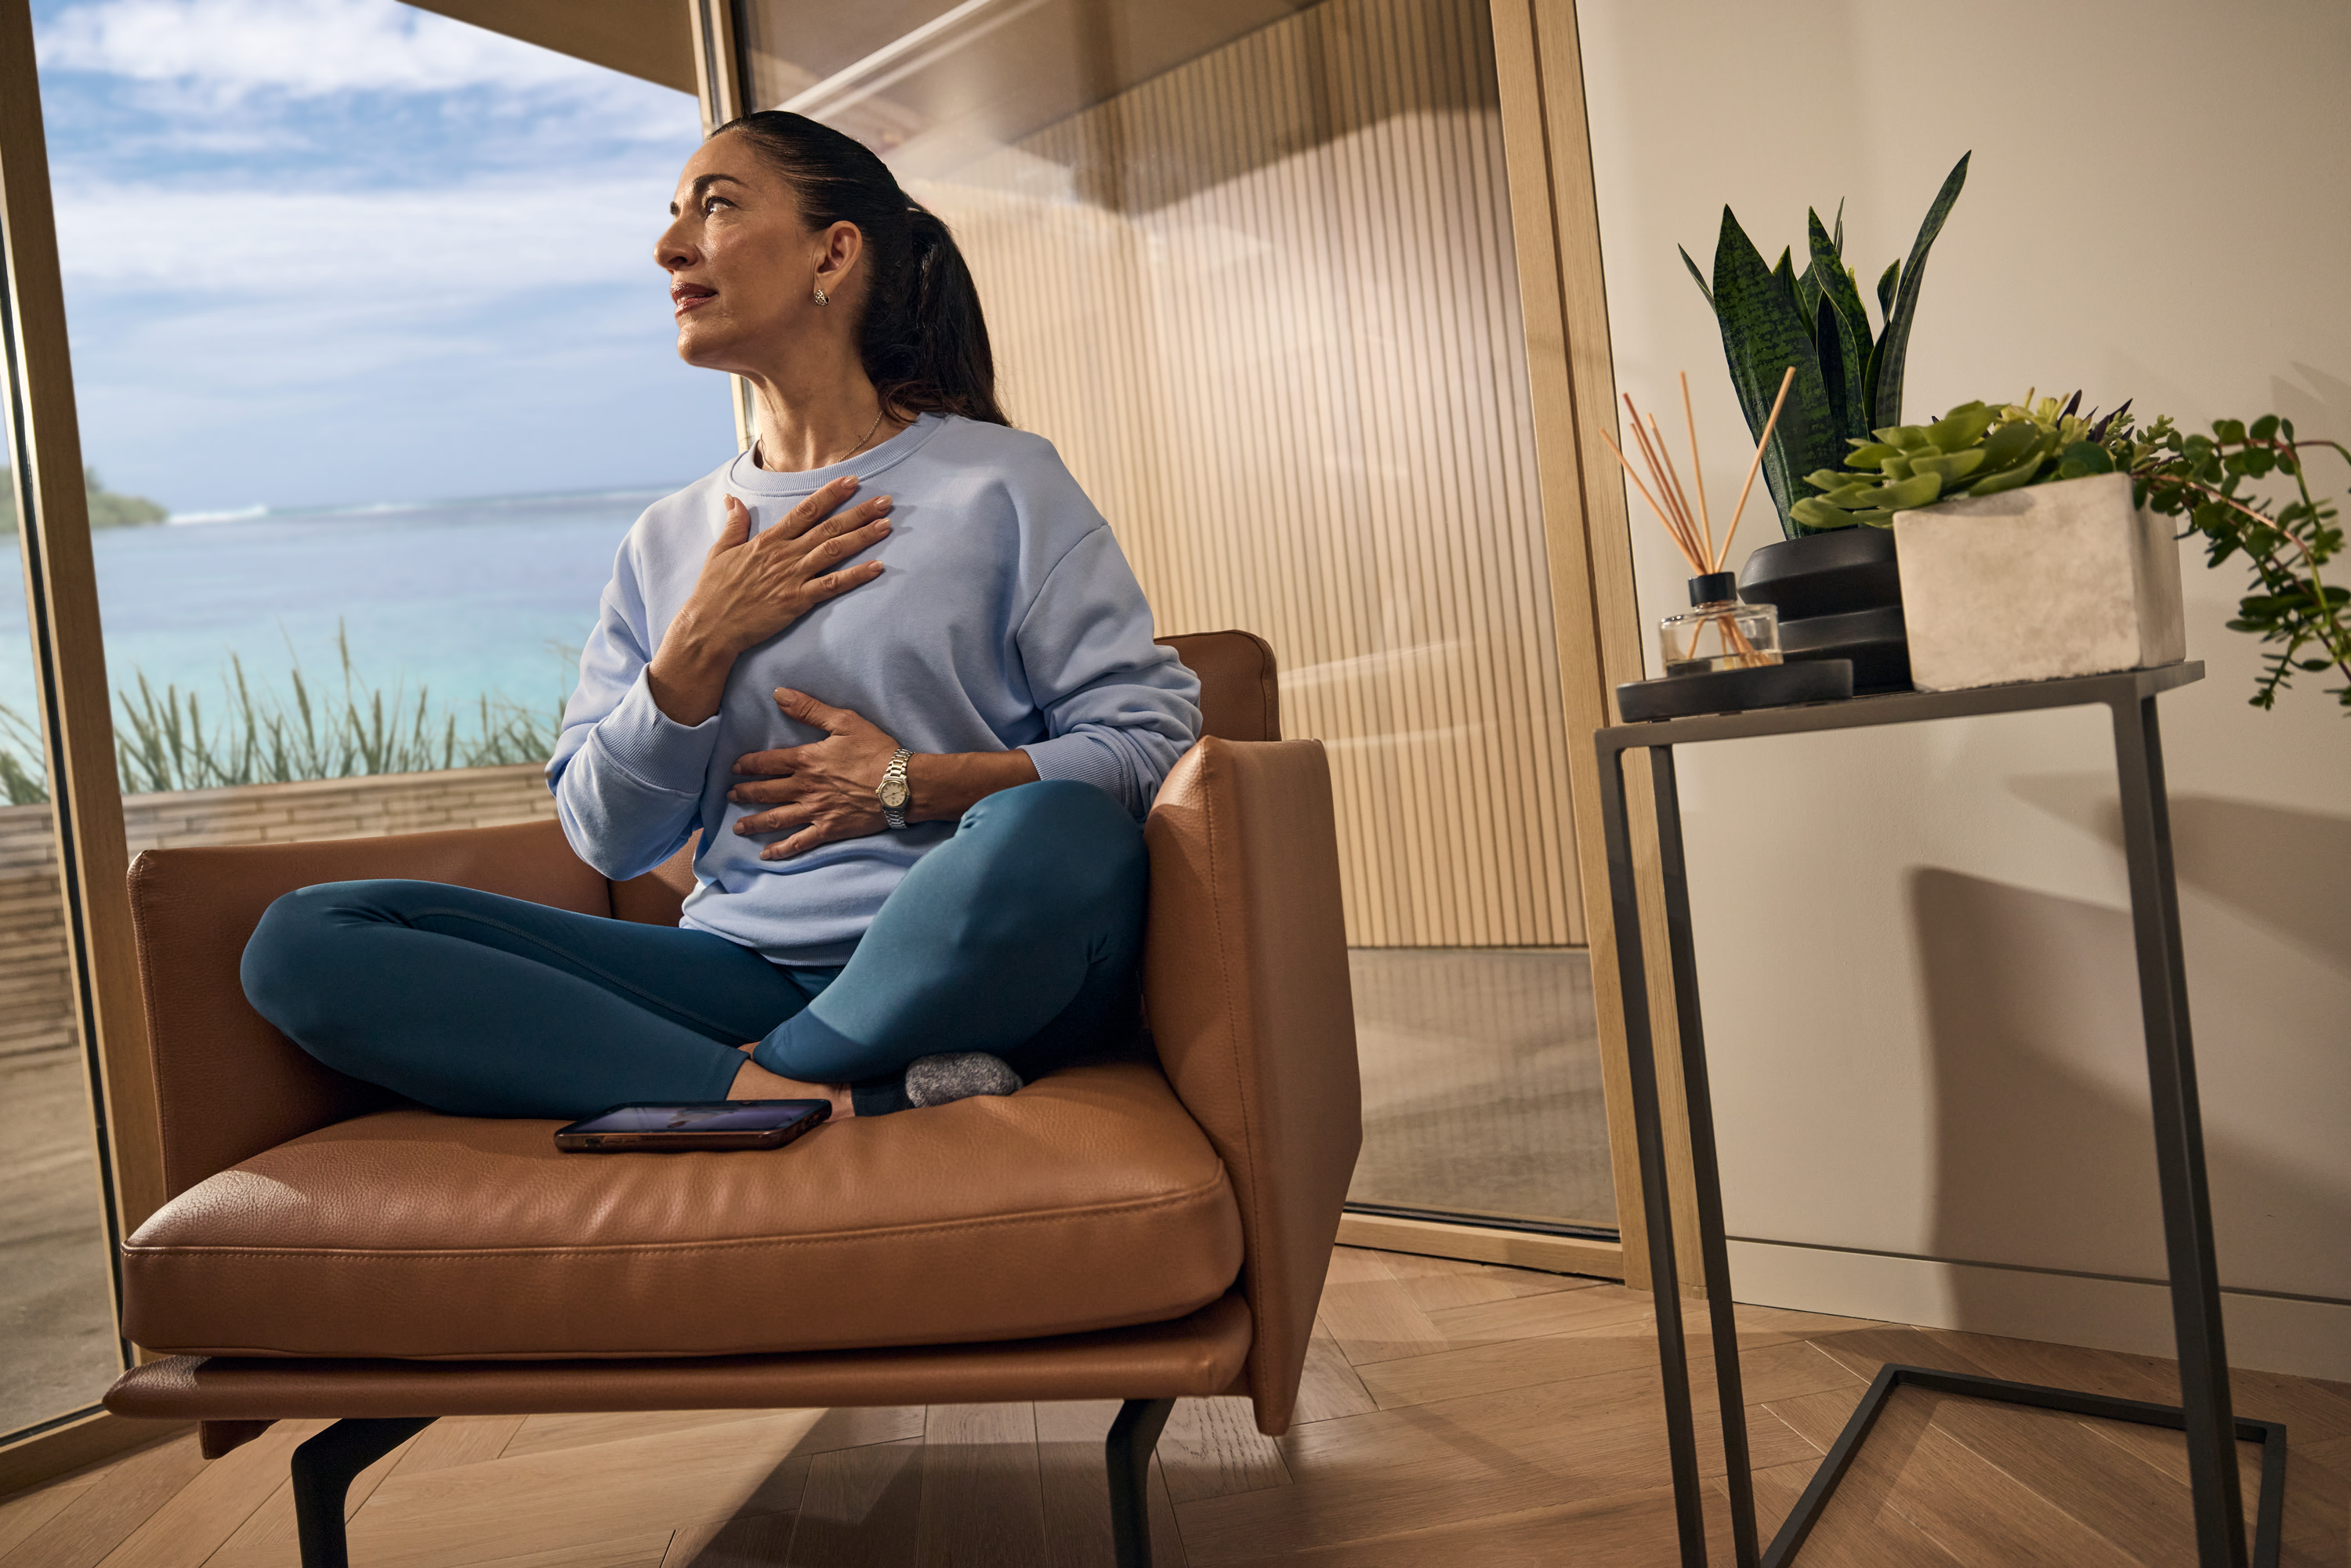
{"left": 2121, "top": 415, "right": 2349, "bottom": 712}
{"left": 1790, "top": 391, "right": 2126, "bottom": 530}
{"left": 1682, "top": 153, "right": 1971, "bottom": 538}
{"left": 0, "top": 630, "right": 563, "bottom": 803}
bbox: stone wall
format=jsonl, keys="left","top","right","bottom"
{"left": 0, "top": 764, "right": 555, "bottom": 1061}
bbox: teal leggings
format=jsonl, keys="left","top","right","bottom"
{"left": 241, "top": 780, "right": 1147, "bottom": 1119}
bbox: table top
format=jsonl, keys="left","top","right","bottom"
{"left": 1598, "top": 662, "right": 2203, "bottom": 753}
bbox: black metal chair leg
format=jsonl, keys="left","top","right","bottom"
{"left": 1106, "top": 1397, "right": 1176, "bottom": 1568}
{"left": 292, "top": 1417, "right": 435, "bottom": 1568}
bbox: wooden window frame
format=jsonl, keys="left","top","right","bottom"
{"left": 0, "top": 0, "right": 183, "bottom": 1484}
{"left": 690, "top": 0, "right": 761, "bottom": 454}
{"left": 1487, "top": 0, "right": 1703, "bottom": 1292}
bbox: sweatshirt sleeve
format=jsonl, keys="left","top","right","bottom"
{"left": 1015, "top": 526, "right": 1202, "bottom": 819}
{"left": 544, "top": 534, "right": 720, "bottom": 881}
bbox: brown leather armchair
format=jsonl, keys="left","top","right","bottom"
{"left": 101, "top": 631, "right": 1360, "bottom": 1568}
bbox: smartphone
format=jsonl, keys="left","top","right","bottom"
{"left": 553, "top": 1099, "right": 830, "bottom": 1152}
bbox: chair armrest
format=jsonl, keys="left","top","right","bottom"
{"left": 1143, "top": 737, "right": 1360, "bottom": 1435}
{"left": 128, "top": 818, "right": 610, "bottom": 1199}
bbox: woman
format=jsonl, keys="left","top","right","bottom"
{"left": 241, "top": 112, "right": 1201, "bottom": 1121}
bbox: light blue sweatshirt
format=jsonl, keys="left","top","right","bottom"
{"left": 546, "top": 413, "right": 1201, "bottom": 966}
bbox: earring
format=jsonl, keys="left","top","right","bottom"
{"left": 813, "top": 284, "right": 829, "bottom": 306}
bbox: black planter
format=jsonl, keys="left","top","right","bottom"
{"left": 1738, "top": 527, "right": 1912, "bottom": 693}
{"left": 1779, "top": 605, "right": 1910, "bottom": 693}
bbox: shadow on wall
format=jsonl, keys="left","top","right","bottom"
{"left": 2269, "top": 362, "right": 2351, "bottom": 454}
{"left": 2008, "top": 776, "right": 2351, "bottom": 976}
{"left": 1907, "top": 867, "right": 2351, "bottom": 1309}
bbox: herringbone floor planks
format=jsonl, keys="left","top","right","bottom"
{"left": 3, "top": 1246, "right": 2345, "bottom": 1566}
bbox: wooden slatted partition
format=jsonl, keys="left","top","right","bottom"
{"left": 905, "top": 0, "right": 1581, "bottom": 947}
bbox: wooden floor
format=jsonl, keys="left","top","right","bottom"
{"left": 5, "top": 1245, "right": 2348, "bottom": 1566}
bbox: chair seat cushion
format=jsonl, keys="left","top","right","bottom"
{"left": 122, "top": 1061, "right": 1244, "bottom": 1360}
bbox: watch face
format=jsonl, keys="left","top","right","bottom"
{"left": 878, "top": 777, "right": 911, "bottom": 810}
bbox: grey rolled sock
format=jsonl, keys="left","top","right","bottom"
{"left": 903, "top": 1052, "right": 1023, "bottom": 1109}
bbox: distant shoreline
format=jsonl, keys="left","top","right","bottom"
{"left": 1, "top": 466, "right": 167, "bottom": 532}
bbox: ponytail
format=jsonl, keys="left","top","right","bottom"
{"left": 715, "top": 110, "right": 1006, "bottom": 426}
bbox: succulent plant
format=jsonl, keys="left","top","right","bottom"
{"left": 1682, "top": 153, "right": 1971, "bottom": 538}
{"left": 1791, "top": 393, "right": 2133, "bottom": 530}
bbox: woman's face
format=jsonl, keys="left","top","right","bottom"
{"left": 656, "top": 132, "right": 859, "bottom": 375}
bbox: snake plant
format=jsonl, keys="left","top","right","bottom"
{"left": 1681, "top": 153, "right": 1971, "bottom": 538}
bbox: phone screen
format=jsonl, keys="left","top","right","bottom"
{"left": 565, "top": 1102, "right": 823, "bottom": 1135}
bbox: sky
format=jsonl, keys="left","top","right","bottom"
{"left": 29, "top": 0, "right": 737, "bottom": 514}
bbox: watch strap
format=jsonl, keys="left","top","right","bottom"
{"left": 878, "top": 747, "right": 913, "bottom": 830}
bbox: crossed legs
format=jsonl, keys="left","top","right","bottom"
{"left": 242, "top": 780, "right": 1147, "bottom": 1120}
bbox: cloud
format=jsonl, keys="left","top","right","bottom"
{"left": 32, "top": 0, "right": 729, "bottom": 509}
{"left": 38, "top": 0, "right": 605, "bottom": 99}
{"left": 53, "top": 176, "right": 676, "bottom": 298}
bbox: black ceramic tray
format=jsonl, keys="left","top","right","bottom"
{"left": 1616, "top": 659, "right": 1853, "bottom": 722}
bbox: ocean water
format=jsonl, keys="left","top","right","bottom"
{"left": 0, "top": 487, "right": 680, "bottom": 759}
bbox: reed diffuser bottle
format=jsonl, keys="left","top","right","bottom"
{"left": 1596, "top": 365, "right": 1799, "bottom": 679}
{"left": 1660, "top": 570, "right": 1780, "bottom": 676}
{"left": 1607, "top": 367, "right": 1854, "bottom": 720}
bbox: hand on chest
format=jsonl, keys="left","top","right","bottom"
{"left": 715, "top": 497, "right": 1030, "bottom": 748}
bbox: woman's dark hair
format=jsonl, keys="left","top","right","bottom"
{"left": 715, "top": 110, "right": 1006, "bottom": 426}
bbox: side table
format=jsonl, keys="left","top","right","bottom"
{"left": 1594, "top": 662, "right": 2287, "bottom": 1568}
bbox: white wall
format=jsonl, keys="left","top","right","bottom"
{"left": 1574, "top": 0, "right": 2351, "bottom": 1377}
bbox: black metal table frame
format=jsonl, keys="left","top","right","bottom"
{"left": 1593, "top": 663, "right": 2287, "bottom": 1568}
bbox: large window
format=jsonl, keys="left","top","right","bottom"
{"left": 2, "top": 0, "right": 723, "bottom": 1443}
{"left": 741, "top": 0, "right": 1615, "bottom": 1233}
{"left": 1, "top": 0, "right": 1624, "bottom": 1447}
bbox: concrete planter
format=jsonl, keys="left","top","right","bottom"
{"left": 1894, "top": 472, "right": 2186, "bottom": 692}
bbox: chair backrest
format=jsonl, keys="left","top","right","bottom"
{"left": 1143, "top": 737, "right": 1360, "bottom": 1435}
{"left": 609, "top": 627, "right": 1285, "bottom": 922}
{"left": 1157, "top": 629, "right": 1279, "bottom": 743}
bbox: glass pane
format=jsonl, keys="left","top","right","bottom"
{"left": 746, "top": 0, "right": 1614, "bottom": 1228}
{"left": 0, "top": 523, "right": 121, "bottom": 1433}
{"left": 4, "top": 0, "right": 723, "bottom": 1439}
{"left": 34, "top": 1, "right": 726, "bottom": 849}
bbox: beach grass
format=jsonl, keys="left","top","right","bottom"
{"left": 0, "top": 628, "right": 562, "bottom": 804}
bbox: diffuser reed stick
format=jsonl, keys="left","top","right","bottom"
{"left": 1598, "top": 367, "right": 1800, "bottom": 672}
{"left": 1596, "top": 425, "right": 1708, "bottom": 574}
{"left": 1720, "top": 366, "right": 1796, "bottom": 568}
{"left": 1596, "top": 364, "right": 1794, "bottom": 575}
{"left": 1680, "top": 371, "right": 1714, "bottom": 565}
{"left": 1646, "top": 411, "right": 1704, "bottom": 559}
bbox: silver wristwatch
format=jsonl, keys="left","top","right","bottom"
{"left": 875, "top": 747, "right": 913, "bottom": 830}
